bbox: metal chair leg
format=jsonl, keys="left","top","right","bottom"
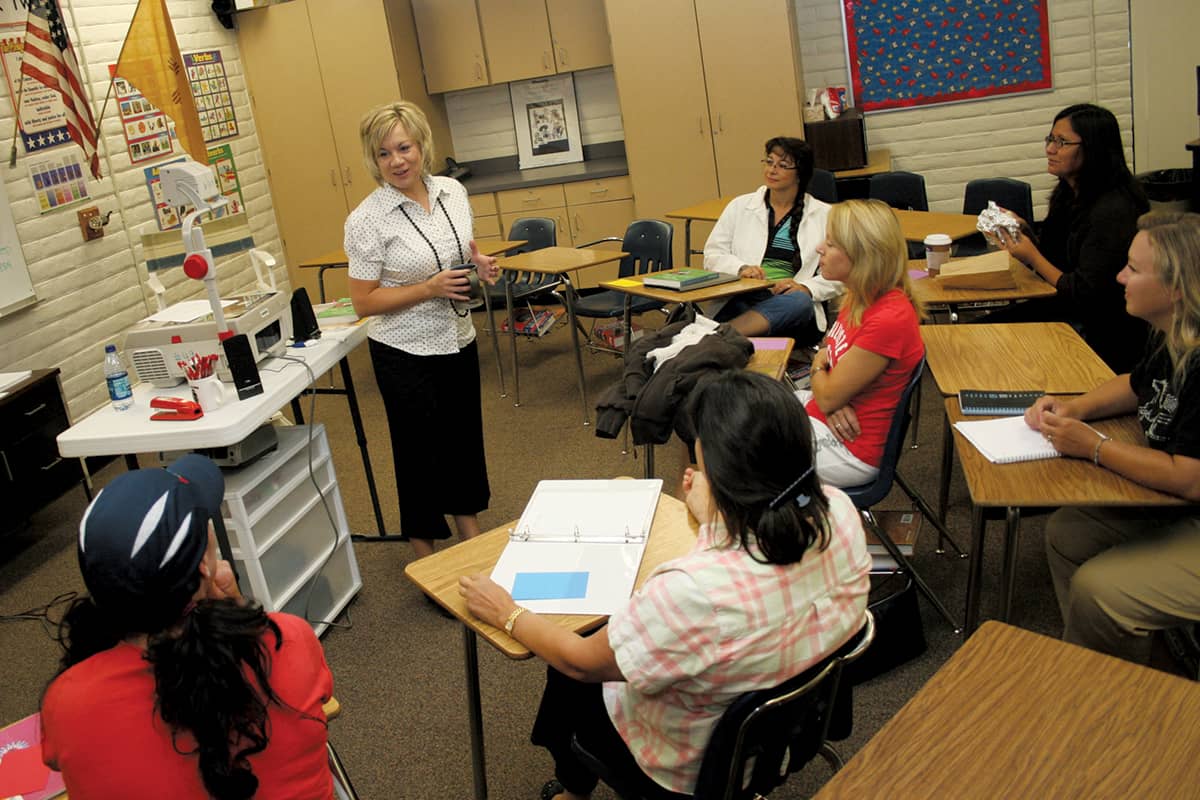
{"left": 818, "top": 742, "right": 845, "bottom": 772}
{"left": 328, "top": 741, "right": 361, "bottom": 800}
{"left": 895, "top": 472, "right": 967, "bottom": 558}
{"left": 483, "top": 291, "right": 506, "bottom": 398}
{"left": 863, "top": 510, "right": 962, "bottom": 633}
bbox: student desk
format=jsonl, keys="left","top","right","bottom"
{"left": 813, "top": 621, "right": 1200, "bottom": 799}
{"left": 891, "top": 209, "right": 980, "bottom": 243}
{"left": 495, "top": 246, "right": 628, "bottom": 424}
{"left": 298, "top": 240, "right": 528, "bottom": 303}
{"left": 921, "top": 322, "right": 1116, "bottom": 525}
{"left": 665, "top": 150, "right": 893, "bottom": 266}
{"left": 947, "top": 399, "right": 1183, "bottom": 634}
{"left": 909, "top": 258, "right": 1056, "bottom": 319}
{"left": 598, "top": 273, "right": 771, "bottom": 334}
{"left": 404, "top": 492, "right": 697, "bottom": 800}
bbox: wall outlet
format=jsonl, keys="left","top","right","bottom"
{"left": 77, "top": 206, "right": 103, "bottom": 241}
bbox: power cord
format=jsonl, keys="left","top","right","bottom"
{"left": 0, "top": 591, "right": 79, "bottom": 642}
{"left": 273, "top": 351, "right": 352, "bottom": 632}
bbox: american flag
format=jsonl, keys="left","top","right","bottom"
{"left": 21, "top": 0, "right": 101, "bottom": 178}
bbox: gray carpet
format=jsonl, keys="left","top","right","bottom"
{"left": 0, "top": 309, "right": 1089, "bottom": 798}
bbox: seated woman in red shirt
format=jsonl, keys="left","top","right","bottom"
{"left": 802, "top": 199, "right": 926, "bottom": 487}
{"left": 41, "top": 455, "right": 333, "bottom": 800}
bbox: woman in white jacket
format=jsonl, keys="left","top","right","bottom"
{"left": 703, "top": 137, "right": 839, "bottom": 344}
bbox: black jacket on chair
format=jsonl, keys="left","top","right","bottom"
{"left": 595, "top": 321, "right": 754, "bottom": 445}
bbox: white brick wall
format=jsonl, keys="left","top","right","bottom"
{"left": 0, "top": 0, "right": 283, "bottom": 419}
{"left": 794, "top": 0, "right": 1135, "bottom": 216}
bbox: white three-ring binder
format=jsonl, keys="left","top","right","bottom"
{"left": 491, "top": 479, "right": 663, "bottom": 615}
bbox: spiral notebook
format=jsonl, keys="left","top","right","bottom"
{"left": 953, "top": 416, "right": 1060, "bottom": 464}
{"left": 958, "top": 389, "right": 1042, "bottom": 416}
{"left": 491, "top": 479, "right": 662, "bottom": 615}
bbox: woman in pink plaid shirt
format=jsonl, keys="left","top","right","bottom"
{"left": 461, "top": 371, "right": 871, "bottom": 799}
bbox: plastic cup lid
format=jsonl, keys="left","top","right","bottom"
{"left": 924, "top": 233, "right": 953, "bottom": 246}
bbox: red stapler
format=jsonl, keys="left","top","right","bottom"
{"left": 150, "top": 396, "right": 204, "bottom": 421}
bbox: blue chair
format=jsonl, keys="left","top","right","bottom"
{"left": 840, "top": 358, "right": 965, "bottom": 632}
{"left": 571, "top": 611, "right": 876, "bottom": 800}
{"left": 958, "top": 178, "right": 1034, "bottom": 256}
{"left": 808, "top": 168, "right": 838, "bottom": 204}
{"left": 571, "top": 219, "right": 673, "bottom": 355}
{"left": 484, "top": 218, "right": 557, "bottom": 401}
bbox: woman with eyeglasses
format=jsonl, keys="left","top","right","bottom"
{"left": 993, "top": 103, "right": 1149, "bottom": 372}
{"left": 702, "top": 137, "right": 840, "bottom": 345}
{"left": 1025, "top": 211, "right": 1200, "bottom": 664}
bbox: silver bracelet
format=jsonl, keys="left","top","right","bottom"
{"left": 1092, "top": 432, "right": 1111, "bottom": 466}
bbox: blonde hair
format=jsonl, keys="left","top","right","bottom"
{"left": 826, "top": 199, "right": 925, "bottom": 326}
{"left": 359, "top": 101, "right": 435, "bottom": 186}
{"left": 1137, "top": 211, "right": 1200, "bottom": 386}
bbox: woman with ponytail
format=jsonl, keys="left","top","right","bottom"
{"left": 41, "top": 455, "right": 333, "bottom": 799}
{"left": 460, "top": 371, "right": 870, "bottom": 799}
{"left": 703, "top": 137, "right": 841, "bottom": 344}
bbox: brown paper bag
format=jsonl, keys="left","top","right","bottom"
{"left": 936, "top": 250, "right": 1018, "bottom": 290}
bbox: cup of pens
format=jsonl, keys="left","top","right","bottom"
{"left": 181, "top": 354, "right": 225, "bottom": 413}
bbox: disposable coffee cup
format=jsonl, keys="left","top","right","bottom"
{"left": 924, "top": 234, "right": 952, "bottom": 276}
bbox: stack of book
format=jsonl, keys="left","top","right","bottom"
{"left": 867, "top": 509, "right": 921, "bottom": 572}
{"left": 642, "top": 268, "right": 738, "bottom": 291}
{"left": 315, "top": 298, "right": 360, "bottom": 329}
{"left": 501, "top": 307, "right": 558, "bottom": 337}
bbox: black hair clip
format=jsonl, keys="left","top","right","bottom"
{"left": 768, "top": 465, "right": 815, "bottom": 511}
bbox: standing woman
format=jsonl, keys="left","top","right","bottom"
{"left": 345, "top": 101, "right": 500, "bottom": 559}
{"left": 703, "top": 137, "right": 839, "bottom": 344}
{"left": 802, "top": 199, "right": 925, "bottom": 488}
{"left": 1026, "top": 212, "right": 1200, "bottom": 664}
{"left": 996, "top": 103, "right": 1150, "bottom": 372}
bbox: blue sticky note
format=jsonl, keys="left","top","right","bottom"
{"left": 512, "top": 571, "right": 590, "bottom": 601}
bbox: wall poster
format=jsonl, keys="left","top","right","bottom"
{"left": 0, "top": 12, "right": 72, "bottom": 155}
{"left": 143, "top": 144, "right": 245, "bottom": 232}
{"left": 509, "top": 74, "right": 583, "bottom": 169}
{"left": 110, "top": 71, "right": 174, "bottom": 165}
{"left": 842, "top": 0, "right": 1052, "bottom": 112}
{"left": 183, "top": 49, "right": 238, "bottom": 143}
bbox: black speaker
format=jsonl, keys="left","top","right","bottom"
{"left": 221, "top": 333, "right": 263, "bottom": 400}
{"left": 291, "top": 287, "right": 322, "bottom": 342}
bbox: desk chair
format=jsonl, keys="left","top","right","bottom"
{"left": 840, "top": 358, "right": 965, "bottom": 633}
{"left": 869, "top": 171, "right": 928, "bottom": 212}
{"left": 570, "top": 219, "right": 674, "bottom": 356}
{"left": 484, "top": 217, "right": 558, "bottom": 398}
{"left": 571, "top": 612, "right": 876, "bottom": 800}
{"left": 808, "top": 168, "right": 838, "bottom": 204}
{"left": 958, "top": 178, "right": 1034, "bottom": 257}
{"left": 324, "top": 697, "right": 361, "bottom": 800}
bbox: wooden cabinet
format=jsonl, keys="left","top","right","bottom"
{"left": 546, "top": 0, "right": 611, "bottom": 73}
{"left": 1, "top": 369, "right": 84, "bottom": 536}
{"left": 411, "top": 0, "right": 490, "bottom": 93}
{"left": 238, "top": 0, "right": 452, "bottom": 302}
{"left": 606, "top": 0, "right": 806, "bottom": 263}
{"left": 415, "top": 0, "right": 611, "bottom": 91}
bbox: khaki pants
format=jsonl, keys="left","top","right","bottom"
{"left": 1045, "top": 506, "right": 1200, "bottom": 664}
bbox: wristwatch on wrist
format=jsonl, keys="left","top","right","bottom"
{"left": 503, "top": 606, "right": 526, "bottom": 635}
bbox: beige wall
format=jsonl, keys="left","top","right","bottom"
{"left": 1130, "top": 0, "right": 1200, "bottom": 173}
{"left": 0, "top": 0, "right": 283, "bottom": 419}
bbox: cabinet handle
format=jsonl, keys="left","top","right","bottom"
{"left": 475, "top": 61, "right": 483, "bottom": 81}
{"left": 330, "top": 169, "right": 337, "bottom": 187}
{"left": 343, "top": 166, "right": 352, "bottom": 186}
{"left": 589, "top": 187, "right": 608, "bottom": 195}
{"left": 23, "top": 403, "right": 46, "bottom": 416}
{"left": 718, "top": 113, "right": 725, "bottom": 133}
{"left": 41, "top": 456, "right": 63, "bottom": 471}
{"left": 698, "top": 117, "right": 704, "bottom": 136}
{"left": 575, "top": 213, "right": 583, "bottom": 234}
{"left": 522, "top": 196, "right": 539, "bottom": 204}
{"left": 1, "top": 450, "right": 11, "bottom": 482}
{"left": 558, "top": 47, "right": 567, "bottom": 67}
{"left": 543, "top": 51, "right": 551, "bottom": 70}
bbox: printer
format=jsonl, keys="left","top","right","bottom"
{"left": 124, "top": 291, "right": 292, "bottom": 387}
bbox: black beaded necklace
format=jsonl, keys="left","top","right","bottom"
{"left": 398, "top": 194, "right": 470, "bottom": 318}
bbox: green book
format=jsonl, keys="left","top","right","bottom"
{"left": 642, "top": 268, "right": 739, "bottom": 291}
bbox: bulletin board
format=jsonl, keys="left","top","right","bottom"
{"left": 843, "top": 0, "right": 1052, "bottom": 113}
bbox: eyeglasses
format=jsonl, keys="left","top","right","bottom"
{"left": 1044, "top": 135, "right": 1082, "bottom": 150}
{"left": 761, "top": 159, "right": 797, "bottom": 171}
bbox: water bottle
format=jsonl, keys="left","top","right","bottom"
{"left": 104, "top": 344, "right": 133, "bottom": 411}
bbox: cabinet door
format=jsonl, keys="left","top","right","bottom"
{"left": 308, "top": 0, "right": 402, "bottom": 211}
{"left": 478, "top": 0, "right": 555, "bottom": 84}
{"left": 562, "top": 175, "right": 633, "bottom": 206}
{"left": 496, "top": 184, "right": 567, "bottom": 215}
{"left": 546, "top": 0, "right": 612, "bottom": 72}
{"left": 696, "top": 0, "right": 805, "bottom": 197}
{"left": 236, "top": 2, "right": 349, "bottom": 300}
{"left": 605, "top": 0, "right": 718, "bottom": 267}
{"left": 411, "top": 0, "right": 489, "bottom": 93}
{"left": 568, "top": 198, "right": 635, "bottom": 288}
